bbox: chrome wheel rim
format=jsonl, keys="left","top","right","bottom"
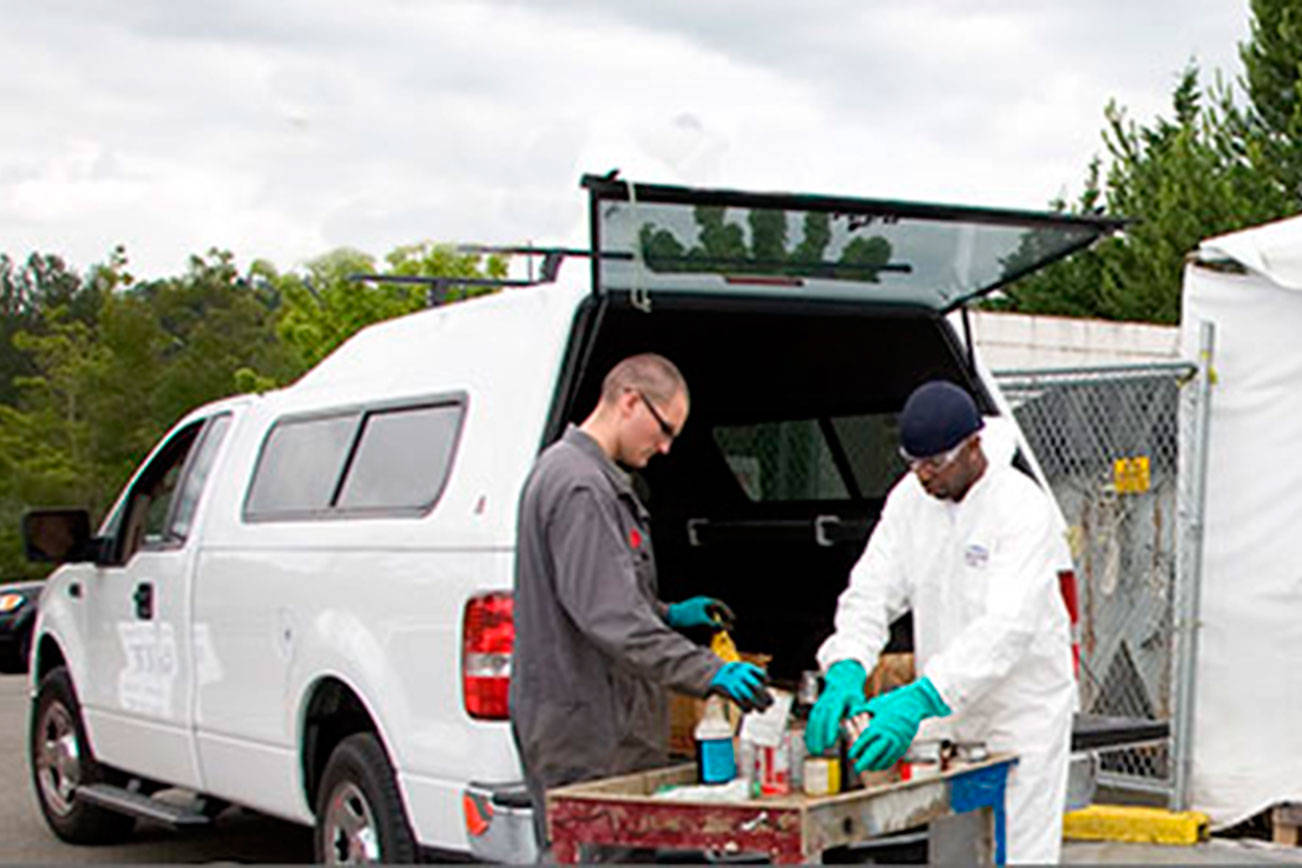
{"left": 35, "top": 701, "right": 81, "bottom": 817}
{"left": 323, "top": 781, "right": 381, "bottom": 864}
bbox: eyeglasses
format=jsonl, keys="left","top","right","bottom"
{"left": 899, "top": 436, "right": 971, "bottom": 472}
{"left": 636, "top": 391, "right": 678, "bottom": 440}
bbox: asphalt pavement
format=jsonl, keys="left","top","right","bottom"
{"left": 0, "top": 673, "right": 311, "bottom": 863}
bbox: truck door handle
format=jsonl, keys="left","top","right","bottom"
{"left": 133, "top": 583, "right": 153, "bottom": 620}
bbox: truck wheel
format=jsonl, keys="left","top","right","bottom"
{"left": 29, "top": 667, "right": 135, "bottom": 843}
{"left": 314, "top": 733, "right": 417, "bottom": 864}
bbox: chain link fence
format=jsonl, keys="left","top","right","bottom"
{"left": 994, "top": 361, "right": 1202, "bottom": 797}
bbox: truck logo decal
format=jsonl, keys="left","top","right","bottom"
{"left": 116, "top": 621, "right": 178, "bottom": 716}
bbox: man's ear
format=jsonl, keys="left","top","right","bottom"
{"left": 616, "top": 388, "right": 639, "bottom": 417}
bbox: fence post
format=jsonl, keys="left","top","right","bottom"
{"left": 1171, "top": 320, "right": 1215, "bottom": 811}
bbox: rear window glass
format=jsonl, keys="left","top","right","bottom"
{"left": 336, "top": 404, "right": 462, "bottom": 511}
{"left": 713, "top": 413, "right": 905, "bottom": 502}
{"left": 598, "top": 196, "right": 1109, "bottom": 310}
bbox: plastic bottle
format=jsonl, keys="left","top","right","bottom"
{"left": 788, "top": 671, "right": 818, "bottom": 792}
{"left": 694, "top": 696, "right": 737, "bottom": 785}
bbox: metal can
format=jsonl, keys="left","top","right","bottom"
{"left": 798, "top": 670, "right": 822, "bottom": 706}
{"left": 803, "top": 756, "right": 840, "bottom": 796}
{"left": 788, "top": 724, "right": 807, "bottom": 791}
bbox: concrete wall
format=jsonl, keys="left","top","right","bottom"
{"left": 963, "top": 310, "right": 1180, "bottom": 371}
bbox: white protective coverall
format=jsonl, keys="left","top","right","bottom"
{"left": 817, "top": 418, "right": 1076, "bottom": 864}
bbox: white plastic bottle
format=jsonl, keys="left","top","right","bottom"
{"left": 694, "top": 697, "right": 737, "bottom": 784}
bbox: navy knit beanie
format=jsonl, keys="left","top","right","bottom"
{"left": 899, "top": 380, "right": 983, "bottom": 459}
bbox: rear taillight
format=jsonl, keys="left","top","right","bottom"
{"left": 1057, "top": 569, "right": 1081, "bottom": 679}
{"left": 462, "top": 592, "right": 514, "bottom": 720}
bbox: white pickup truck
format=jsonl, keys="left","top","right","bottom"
{"left": 22, "top": 174, "right": 1119, "bottom": 863}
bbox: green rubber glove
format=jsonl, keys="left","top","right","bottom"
{"left": 804, "top": 660, "right": 867, "bottom": 755}
{"left": 708, "top": 662, "right": 774, "bottom": 712}
{"left": 849, "top": 677, "right": 952, "bottom": 772}
{"left": 666, "top": 596, "right": 735, "bottom": 631}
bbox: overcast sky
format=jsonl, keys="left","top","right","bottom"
{"left": 1, "top": 1, "right": 1252, "bottom": 279}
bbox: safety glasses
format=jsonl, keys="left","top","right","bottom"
{"left": 899, "top": 435, "right": 972, "bottom": 472}
{"left": 636, "top": 391, "right": 678, "bottom": 441}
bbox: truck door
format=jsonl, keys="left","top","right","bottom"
{"left": 79, "top": 413, "right": 232, "bottom": 789}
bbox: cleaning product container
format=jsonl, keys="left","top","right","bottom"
{"left": 694, "top": 697, "right": 737, "bottom": 784}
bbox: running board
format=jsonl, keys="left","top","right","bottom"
{"left": 76, "top": 784, "right": 211, "bottom": 827}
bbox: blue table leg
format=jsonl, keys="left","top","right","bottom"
{"left": 949, "top": 762, "right": 1011, "bottom": 865}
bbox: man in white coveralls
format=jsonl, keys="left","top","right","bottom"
{"left": 804, "top": 379, "right": 1076, "bottom": 863}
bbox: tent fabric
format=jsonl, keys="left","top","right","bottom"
{"left": 1180, "top": 252, "right": 1302, "bottom": 828}
{"left": 1198, "top": 213, "right": 1302, "bottom": 291}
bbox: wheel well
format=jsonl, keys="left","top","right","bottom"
{"left": 301, "top": 678, "right": 381, "bottom": 810}
{"left": 33, "top": 634, "right": 66, "bottom": 683}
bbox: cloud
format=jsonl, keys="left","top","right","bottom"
{"left": 0, "top": 0, "right": 1253, "bottom": 278}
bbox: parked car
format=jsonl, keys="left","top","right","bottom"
{"left": 21, "top": 174, "right": 1120, "bottom": 862}
{"left": 0, "top": 579, "right": 42, "bottom": 674}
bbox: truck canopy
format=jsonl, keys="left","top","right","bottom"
{"left": 585, "top": 174, "right": 1124, "bottom": 312}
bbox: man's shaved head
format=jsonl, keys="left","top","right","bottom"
{"left": 600, "top": 353, "right": 688, "bottom": 406}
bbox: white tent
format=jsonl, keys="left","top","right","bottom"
{"left": 1181, "top": 213, "right": 1302, "bottom": 827}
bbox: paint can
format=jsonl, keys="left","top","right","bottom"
{"left": 802, "top": 756, "right": 840, "bottom": 796}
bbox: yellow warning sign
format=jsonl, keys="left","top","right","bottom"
{"left": 1113, "top": 456, "right": 1151, "bottom": 494}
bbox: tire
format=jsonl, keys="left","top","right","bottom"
{"left": 29, "top": 667, "right": 135, "bottom": 844}
{"left": 314, "top": 733, "right": 418, "bottom": 864}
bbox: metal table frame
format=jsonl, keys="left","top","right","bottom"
{"left": 548, "top": 753, "right": 1015, "bottom": 864}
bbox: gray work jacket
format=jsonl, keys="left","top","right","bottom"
{"left": 509, "top": 425, "right": 721, "bottom": 796}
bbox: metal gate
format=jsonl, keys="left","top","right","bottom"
{"left": 994, "top": 358, "right": 1206, "bottom": 799}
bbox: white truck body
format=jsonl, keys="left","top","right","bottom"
{"left": 27, "top": 176, "right": 1119, "bottom": 861}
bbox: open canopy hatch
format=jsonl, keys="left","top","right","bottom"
{"left": 584, "top": 174, "right": 1124, "bottom": 312}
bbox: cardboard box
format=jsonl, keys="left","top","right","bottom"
{"left": 668, "top": 652, "right": 769, "bottom": 757}
{"left": 667, "top": 652, "right": 914, "bottom": 757}
{"left": 867, "top": 652, "right": 915, "bottom": 697}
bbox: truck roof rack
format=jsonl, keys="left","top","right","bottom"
{"left": 349, "top": 245, "right": 631, "bottom": 307}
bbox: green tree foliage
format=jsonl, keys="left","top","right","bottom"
{"left": 1239, "top": 0, "right": 1302, "bottom": 200}
{"left": 0, "top": 252, "right": 101, "bottom": 406}
{"left": 274, "top": 243, "right": 507, "bottom": 376}
{"left": 0, "top": 240, "right": 506, "bottom": 578}
{"left": 993, "top": 2, "right": 1302, "bottom": 324}
{"left": 992, "top": 59, "right": 1299, "bottom": 323}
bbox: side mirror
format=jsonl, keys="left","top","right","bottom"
{"left": 22, "top": 509, "right": 96, "bottom": 564}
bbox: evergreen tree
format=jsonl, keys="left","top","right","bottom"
{"left": 1239, "top": 0, "right": 1302, "bottom": 202}
{"left": 993, "top": 62, "right": 1299, "bottom": 323}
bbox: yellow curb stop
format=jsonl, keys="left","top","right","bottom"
{"left": 1064, "top": 805, "right": 1209, "bottom": 845}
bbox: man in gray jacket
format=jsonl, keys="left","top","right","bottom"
{"left": 510, "top": 353, "right": 771, "bottom": 851}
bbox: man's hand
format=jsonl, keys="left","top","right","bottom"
{"left": 666, "top": 596, "right": 736, "bottom": 632}
{"left": 805, "top": 659, "right": 867, "bottom": 755}
{"left": 708, "top": 662, "right": 773, "bottom": 712}
{"left": 849, "top": 677, "right": 951, "bottom": 772}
